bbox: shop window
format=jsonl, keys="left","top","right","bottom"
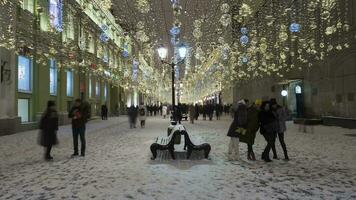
{"left": 96, "top": 81, "right": 100, "bottom": 97}
{"left": 18, "top": 99, "right": 29, "bottom": 123}
{"left": 18, "top": 56, "right": 32, "bottom": 93}
{"left": 49, "top": 59, "right": 57, "bottom": 95}
{"left": 66, "top": 69, "right": 73, "bottom": 97}
{"left": 22, "top": 0, "right": 34, "bottom": 13}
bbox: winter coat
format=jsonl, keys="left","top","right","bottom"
{"left": 239, "top": 106, "right": 259, "bottom": 145}
{"left": 162, "top": 106, "right": 168, "bottom": 116}
{"left": 138, "top": 105, "right": 147, "bottom": 121}
{"left": 69, "top": 105, "right": 89, "bottom": 128}
{"left": 259, "top": 110, "right": 277, "bottom": 135}
{"left": 39, "top": 109, "right": 59, "bottom": 147}
{"left": 276, "top": 106, "right": 288, "bottom": 133}
{"left": 189, "top": 105, "right": 195, "bottom": 119}
{"left": 227, "top": 104, "right": 248, "bottom": 138}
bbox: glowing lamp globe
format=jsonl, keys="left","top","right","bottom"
{"left": 281, "top": 90, "right": 288, "bottom": 97}
{"left": 241, "top": 27, "right": 248, "bottom": 35}
{"left": 157, "top": 47, "right": 168, "bottom": 60}
{"left": 178, "top": 46, "right": 187, "bottom": 58}
{"left": 240, "top": 35, "right": 249, "bottom": 45}
{"left": 289, "top": 23, "right": 301, "bottom": 33}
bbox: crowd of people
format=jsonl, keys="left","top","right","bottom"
{"left": 38, "top": 98, "right": 289, "bottom": 163}
{"left": 227, "top": 98, "right": 290, "bottom": 162}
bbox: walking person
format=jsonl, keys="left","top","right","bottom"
{"left": 259, "top": 101, "right": 278, "bottom": 162}
{"left": 189, "top": 104, "right": 195, "bottom": 124}
{"left": 227, "top": 100, "right": 248, "bottom": 161}
{"left": 101, "top": 103, "right": 108, "bottom": 120}
{"left": 128, "top": 105, "right": 137, "bottom": 128}
{"left": 69, "top": 99, "right": 90, "bottom": 157}
{"left": 162, "top": 105, "right": 168, "bottom": 119}
{"left": 138, "top": 103, "right": 147, "bottom": 128}
{"left": 39, "top": 101, "right": 59, "bottom": 161}
{"left": 270, "top": 99, "right": 290, "bottom": 160}
{"left": 194, "top": 104, "right": 199, "bottom": 120}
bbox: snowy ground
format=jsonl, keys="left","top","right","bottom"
{"left": 1, "top": 116, "right": 356, "bottom": 200}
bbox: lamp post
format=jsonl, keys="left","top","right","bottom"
{"left": 157, "top": 45, "right": 187, "bottom": 107}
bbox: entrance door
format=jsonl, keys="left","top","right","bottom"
{"left": 18, "top": 99, "right": 29, "bottom": 122}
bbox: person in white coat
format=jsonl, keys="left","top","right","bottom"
{"left": 162, "top": 105, "right": 168, "bottom": 119}
{"left": 138, "top": 104, "right": 147, "bottom": 128}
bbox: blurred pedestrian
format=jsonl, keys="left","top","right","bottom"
{"left": 138, "top": 103, "right": 147, "bottom": 128}
{"left": 162, "top": 105, "right": 168, "bottom": 119}
{"left": 39, "top": 101, "right": 58, "bottom": 161}
{"left": 189, "top": 104, "right": 195, "bottom": 124}
{"left": 101, "top": 103, "right": 108, "bottom": 120}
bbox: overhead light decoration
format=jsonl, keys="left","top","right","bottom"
{"left": 240, "top": 35, "right": 249, "bottom": 45}
{"left": 290, "top": 22, "right": 301, "bottom": 33}
{"left": 100, "top": 24, "right": 109, "bottom": 42}
{"left": 122, "top": 44, "right": 129, "bottom": 58}
{"left": 242, "top": 55, "right": 249, "bottom": 64}
{"left": 241, "top": 27, "right": 248, "bottom": 35}
{"left": 170, "top": 26, "right": 181, "bottom": 36}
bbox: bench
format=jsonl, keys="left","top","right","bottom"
{"left": 167, "top": 124, "right": 186, "bottom": 144}
{"left": 294, "top": 118, "right": 322, "bottom": 133}
{"left": 181, "top": 130, "right": 211, "bottom": 159}
{"left": 150, "top": 130, "right": 180, "bottom": 160}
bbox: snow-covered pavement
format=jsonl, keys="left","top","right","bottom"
{"left": 1, "top": 116, "right": 356, "bottom": 200}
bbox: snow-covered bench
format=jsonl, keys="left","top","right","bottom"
{"left": 150, "top": 129, "right": 180, "bottom": 160}
{"left": 181, "top": 130, "right": 211, "bottom": 159}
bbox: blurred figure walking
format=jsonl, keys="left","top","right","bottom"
{"left": 138, "top": 103, "right": 147, "bottom": 128}
{"left": 39, "top": 101, "right": 58, "bottom": 161}
{"left": 101, "top": 103, "right": 108, "bottom": 120}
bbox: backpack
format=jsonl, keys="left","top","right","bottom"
{"left": 139, "top": 108, "right": 145, "bottom": 116}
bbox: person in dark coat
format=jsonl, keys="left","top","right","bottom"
{"left": 259, "top": 101, "right": 278, "bottom": 162}
{"left": 69, "top": 99, "right": 90, "bottom": 157}
{"left": 101, "top": 104, "right": 108, "bottom": 120}
{"left": 128, "top": 105, "right": 137, "bottom": 128}
{"left": 270, "top": 99, "right": 290, "bottom": 160}
{"left": 39, "top": 101, "right": 58, "bottom": 161}
{"left": 227, "top": 100, "right": 248, "bottom": 161}
{"left": 238, "top": 100, "right": 261, "bottom": 161}
{"left": 194, "top": 104, "right": 199, "bottom": 120}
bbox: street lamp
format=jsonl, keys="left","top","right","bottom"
{"left": 157, "top": 44, "right": 187, "bottom": 107}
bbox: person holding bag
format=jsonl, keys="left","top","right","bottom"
{"left": 227, "top": 100, "right": 248, "bottom": 161}
{"left": 39, "top": 101, "right": 59, "bottom": 161}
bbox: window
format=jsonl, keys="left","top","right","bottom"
{"left": 22, "top": 0, "right": 34, "bottom": 13}
{"left": 104, "top": 83, "right": 108, "bottom": 100}
{"left": 96, "top": 81, "right": 100, "bottom": 97}
{"left": 66, "top": 69, "right": 73, "bottom": 97}
{"left": 49, "top": 59, "right": 57, "bottom": 95}
{"left": 49, "top": 0, "right": 63, "bottom": 32}
{"left": 40, "top": 13, "right": 49, "bottom": 31}
{"left": 88, "top": 75, "right": 92, "bottom": 98}
{"left": 18, "top": 56, "right": 32, "bottom": 92}
{"left": 18, "top": 99, "right": 29, "bottom": 122}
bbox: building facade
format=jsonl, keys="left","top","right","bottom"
{"left": 0, "top": 0, "right": 136, "bottom": 135}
